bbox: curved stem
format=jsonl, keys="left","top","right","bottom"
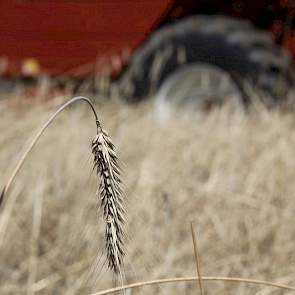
{"left": 0, "top": 96, "right": 100, "bottom": 207}
{"left": 91, "top": 276, "right": 295, "bottom": 295}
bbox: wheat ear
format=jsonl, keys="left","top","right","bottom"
{"left": 92, "top": 126, "right": 125, "bottom": 275}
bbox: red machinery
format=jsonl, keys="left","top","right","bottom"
{"left": 0, "top": 1, "right": 172, "bottom": 77}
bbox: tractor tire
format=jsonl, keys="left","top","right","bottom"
{"left": 118, "top": 15, "right": 294, "bottom": 107}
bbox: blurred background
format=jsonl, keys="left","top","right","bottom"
{"left": 1, "top": 1, "right": 295, "bottom": 294}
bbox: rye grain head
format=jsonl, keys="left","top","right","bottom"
{"left": 92, "top": 128, "right": 125, "bottom": 276}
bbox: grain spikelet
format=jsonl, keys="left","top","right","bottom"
{"left": 92, "top": 129, "right": 125, "bottom": 275}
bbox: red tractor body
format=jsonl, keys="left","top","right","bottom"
{"left": 0, "top": 0, "right": 172, "bottom": 77}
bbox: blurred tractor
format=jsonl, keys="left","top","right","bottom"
{"left": 1, "top": 0, "right": 295, "bottom": 107}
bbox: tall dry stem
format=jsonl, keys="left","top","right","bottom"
{"left": 190, "top": 222, "right": 205, "bottom": 295}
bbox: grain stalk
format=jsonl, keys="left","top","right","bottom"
{"left": 91, "top": 276, "right": 295, "bottom": 295}
{"left": 190, "top": 222, "right": 205, "bottom": 295}
{"left": 0, "top": 96, "right": 125, "bottom": 276}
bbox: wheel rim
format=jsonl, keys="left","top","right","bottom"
{"left": 155, "top": 63, "right": 243, "bottom": 115}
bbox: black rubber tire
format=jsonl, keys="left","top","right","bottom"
{"left": 119, "top": 15, "right": 294, "bottom": 105}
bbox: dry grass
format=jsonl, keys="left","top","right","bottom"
{"left": 1, "top": 97, "right": 295, "bottom": 294}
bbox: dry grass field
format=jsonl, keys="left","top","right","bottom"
{"left": 1, "top": 96, "right": 295, "bottom": 294}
